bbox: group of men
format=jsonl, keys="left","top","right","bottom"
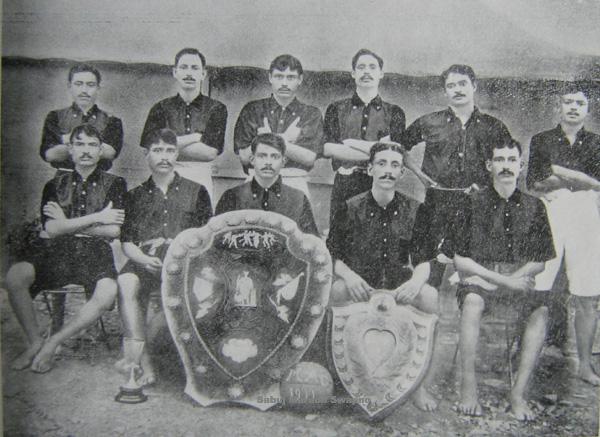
{"left": 5, "top": 47, "right": 600, "bottom": 421}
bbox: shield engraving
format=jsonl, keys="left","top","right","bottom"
{"left": 328, "top": 292, "right": 437, "bottom": 420}
{"left": 162, "top": 210, "right": 331, "bottom": 410}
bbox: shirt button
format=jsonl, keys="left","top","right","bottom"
{"left": 383, "top": 223, "right": 387, "bottom": 227}
{"left": 363, "top": 113, "right": 368, "bottom": 118}
{"left": 253, "top": 194, "right": 257, "bottom": 199}
{"left": 164, "top": 210, "right": 168, "bottom": 214}
{"left": 72, "top": 182, "right": 76, "bottom": 186}
{"left": 164, "top": 196, "right": 168, "bottom": 200}
{"left": 505, "top": 213, "right": 509, "bottom": 217}
{"left": 370, "top": 212, "right": 374, "bottom": 217}
{"left": 263, "top": 202, "right": 268, "bottom": 207}
{"left": 73, "top": 114, "right": 77, "bottom": 118}
{"left": 505, "top": 227, "right": 510, "bottom": 232}
{"left": 383, "top": 253, "right": 387, "bottom": 258}
{"left": 82, "top": 191, "right": 86, "bottom": 195}
{"left": 394, "top": 211, "right": 398, "bottom": 215}
{"left": 163, "top": 223, "right": 167, "bottom": 227}
{"left": 383, "top": 238, "right": 387, "bottom": 243}
{"left": 362, "top": 126, "right": 366, "bottom": 130}
{"left": 81, "top": 204, "right": 85, "bottom": 209}
{"left": 279, "top": 120, "right": 284, "bottom": 124}
{"left": 353, "top": 106, "right": 357, "bottom": 109}
{"left": 186, "top": 128, "right": 191, "bottom": 133}
{"left": 508, "top": 243, "right": 512, "bottom": 248}
{"left": 92, "top": 182, "right": 97, "bottom": 187}
{"left": 186, "top": 114, "right": 190, "bottom": 118}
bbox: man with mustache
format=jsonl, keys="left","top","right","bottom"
{"left": 444, "top": 140, "right": 555, "bottom": 420}
{"left": 116, "top": 128, "right": 212, "bottom": 384}
{"left": 216, "top": 133, "right": 318, "bottom": 236}
{"left": 400, "top": 64, "right": 512, "bottom": 286}
{"left": 323, "top": 49, "right": 406, "bottom": 226}
{"left": 6, "top": 124, "right": 127, "bottom": 373}
{"left": 40, "top": 63, "right": 124, "bottom": 172}
{"left": 234, "top": 54, "right": 324, "bottom": 197}
{"left": 326, "top": 142, "right": 440, "bottom": 412}
{"left": 527, "top": 83, "right": 600, "bottom": 386}
{"left": 141, "top": 48, "right": 227, "bottom": 203}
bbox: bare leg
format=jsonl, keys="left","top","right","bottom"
{"left": 458, "top": 293, "right": 484, "bottom": 416}
{"left": 329, "top": 279, "right": 354, "bottom": 307}
{"left": 6, "top": 262, "right": 44, "bottom": 370}
{"left": 573, "top": 295, "right": 600, "bottom": 385}
{"left": 510, "top": 306, "right": 548, "bottom": 421}
{"left": 31, "top": 278, "right": 117, "bottom": 373}
{"left": 411, "top": 284, "right": 439, "bottom": 411}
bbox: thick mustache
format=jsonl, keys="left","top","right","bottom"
{"left": 278, "top": 86, "right": 290, "bottom": 91}
{"left": 380, "top": 175, "right": 396, "bottom": 180}
{"left": 158, "top": 161, "right": 172, "bottom": 166}
{"left": 80, "top": 153, "right": 93, "bottom": 159}
{"left": 567, "top": 111, "right": 579, "bottom": 115}
{"left": 499, "top": 169, "right": 514, "bottom": 176}
{"left": 361, "top": 75, "right": 373, "bottom": 80}
{"left": 183, "top": 76, "right": 196, "bottom": 81}
{"left": 78, "top": 94, "right": 90, "bottom": 98}
{"left": 453, "top": 93, "right": 466, "bottom": 98}
{"left": 261, "top": 166, "right": 273, "bottom": 171}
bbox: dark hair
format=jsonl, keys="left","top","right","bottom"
{"left": 68, "top": 63, "right": 101, "bottom": 84}
{"left": 369, "top": 142, "right": 404, "bottom": 163}
{"left": 174, "top": 48, "right": 206, "bottom": 68}
{"left": 144, "top": 128, "right": 178, "bottom": 149}
{"left": 485, "top": 138, "right": 522, "bottom": 160}
{"left": 251, "top": 133, "right": 286, "bottom": 155}
{"left": 352, "top": 49, "right": 383, "bottom": 70}
{"left": 269, "top": 54, "right": 303, "bottom": 75}
{"left": 558, "top": 81, "right": 590, "bottom": 100}
{"left": 70, "top": 124, "right": 103, "bottom": 144}
{"left": 440, "top": 64, "right": 476, "bottom": 88}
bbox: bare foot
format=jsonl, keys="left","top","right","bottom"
{"left": 579, "top": 369, "right": 600, "bottom": 386}
{"left": 457, "top": 391, "right": 483, "bottom": 416}
{"left": 509, "top": 396, "right": 536, "bottom": 421}
{"left": 11, "top": 338, "right": 44, "bottom": 370}
{"left": 139, "top": 351, "right": 156, "bottom": 387}
{"left": 30, "top": 342, "right": 57, "bottom": 374}
{"left": 411, "top": 386, "right": 438, "bottom": 412}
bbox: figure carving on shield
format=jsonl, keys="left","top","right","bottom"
{"left": 234, "top": 271, "right": 257, "bottom": 307}
{"left": 326, "top": 143, "right": 440, "bottom": 419}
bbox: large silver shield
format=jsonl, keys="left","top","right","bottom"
{"left": 161, "top": 210, "right": 331, "bottom": 410}
{"left": 328, "top": 292, "right": 437, "bottom": 420}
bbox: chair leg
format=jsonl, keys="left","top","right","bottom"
{"left": 505, "top": 322, "right": 515, "bottom": 387}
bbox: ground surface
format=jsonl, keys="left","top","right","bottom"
{"left": 2, "top": 287, "right": 599, "bottom": 437}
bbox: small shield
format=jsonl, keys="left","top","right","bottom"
{"left": 328, "top": 292, "right": 437, "bottom": 420}
{"left": 162, "top": 210, "right": 331, "bottom": 410}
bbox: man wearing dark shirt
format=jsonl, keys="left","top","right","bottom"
{"left": 446, "top": 140, "right": 555, "bottom": 420}
{"left": 117, "top": 128, "right": 212, "bottom": 384}
{"left": 234, "top": 54, "right": 324, "bottom": 197}
{"left": 323, "top": 49, "right": 406, "bottom": 226}
{"left": 327, "top": 142, "right": 439, "bottom": 412}
{"left": 527, "top": 83, "right": 600, "bottom": 387}
{"left": 141, "top": 48, "right": 228, "bottom": 203}
{"left": 401, "top": 64, "right": 512, "bottom": 285}
{"left": 6, "top": 125, "right": 127, "bottom": 373}
{"left": 216, "top": 133, "right": 318, "bottom": 236}
{"left": 40, "top": 63, "right": 124, "bottom": 171}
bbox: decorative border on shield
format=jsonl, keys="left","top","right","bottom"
{"left": 161, "top": 210, "right": 332, "bottom": 410}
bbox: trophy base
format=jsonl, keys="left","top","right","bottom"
{"left": 115, "top": 386, "right": 148, "bottom": 404}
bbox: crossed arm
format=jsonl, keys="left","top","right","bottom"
{"left": 454, "top": 255, "right": 544, "bottom": 291}
{"left": 43, "top": 201, "right": 123, "bottom": 239}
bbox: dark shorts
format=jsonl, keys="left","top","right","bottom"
{"left": 22, "top": 237, "right": 117, "bottom": 297}
{"left": 119, "top": 261, "right": 162, "bottom": 295}
{"left": 329, "top": 171, "right": 372, "bottom": 226}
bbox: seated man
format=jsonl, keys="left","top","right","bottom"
{"left": 326, "top": 142, "right": 439, "bottom": 412}
{"left": 216, "top": 133, "right": 318, "bottom": 236}
{"left": 117, "top": 128, "right": 212, "bottom": 383}
{"left": 6, "top": 124, "right": 127, "bottom": 373}
{"left": 445, "top": 139, "right": 555, "bottom": 420}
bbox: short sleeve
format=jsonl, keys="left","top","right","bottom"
{"left": 400, "top": 116, "right": 424, "bottom": 151}
{"left": 298, "top": 195, "right": 319, "bottom": 236}
{"left": 40, "top": 111, "right": 62, "bottom": 162}
{"left": 526, "top": 134, "right": 553, "bottom": 189}
{"left": 40, "top": 180, "right": 58, "bottom": 227}
{"left": 294, "top": 107, "right": 325, "bottom": 158}
{"left": 323, "top": 103, "right": 341, "bottom": 144}
{"left": 103, "top": 116, "right": 124, "bottom": 157}
{"left": 410, "top": 204, "right": 436, "bottom": 266}
{"left": 233, "top": 103, "right": 256, "bottom": 154}
{"left": 440, "top": 199, "right": 472, "bottom": 258}
{"left": 201, "top": 102, "right": 228, "bottom": 155}
{"left": 106, "top": 177, "right": 128, "bottom": 210}
{"left": 120, "top": 190, "right": 137, "bottom": 243}
{"left": 389, "top": 105, "right": 406, "bottom": 143}
{"left": 326, "top": 199, "right": 350, "bottom": 262}
{"left": 194, "top": 185, "right": 213, "bottom": 227}
{"left": 215, "top": 189, "right": 237, "bottom": 216}
{"left": 140, "top": 103, "right": 165, "bottom": 148}
{"left": 523, "top": 200, "right": 556, "bottom": 262}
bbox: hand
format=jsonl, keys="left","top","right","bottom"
{"left": 192, "top": 132, "right": 202, "bottom": 143}
{"left": 394, "top": 280, "right": 422, "bottom": 304}
{"left": 144, "top": 256, "right": 163, "bottom": 274}
{"left": 61, "top": 133, "right": 71, "bottom": 145}
{"left": 543, "top": 190, "right": 561, "bottom": 202}
{"left": 280, "top": 117, "right": 301, "bottom": 144}
{"left": 464, "top": 183, "right": 480, "bottom": 194}
{"left": 43, "top": 202, "right": 66, "bottom": 220}
{"left": 94, "top": 201, "right": 125, "bottom": 225}
{"left": 502, "top": 275, "right": 535, "bottom": 292}
{"left": 343, "top": 271, "right": 373, "bottom": 302}
{"left": 257, "top": 117, "right": 272, "bottom": 134}
{"left": 379, "top": 134, "right": 391, "bottom": 142}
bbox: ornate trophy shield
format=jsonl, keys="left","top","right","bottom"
{"left": 328, "top": 292, "right": 437, "bottom": 420}
{"left": 162, "top": 210, "right": 331, "bottom": 410}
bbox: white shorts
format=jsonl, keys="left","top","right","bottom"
{"left": 175, "top": 161, "right": 214, "bottom": 207}
{"left": 535, "top": 189, "right": 600, "bottom": 296}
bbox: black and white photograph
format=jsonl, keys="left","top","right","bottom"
{"left": 2, "top": 1, "right": 600, "bottom": 435}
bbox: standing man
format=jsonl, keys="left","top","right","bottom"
{"left": 326, "top": 142, "right": 439, "bottom": 412}
{"left": 445, "top": 140, "right": 555, "bottom": 420}
{"left": 117, "top": 128, "right": 212, "bottom": 384}
{"left": 527, "top": 83, "right": 600, "bottom": 386}
{"left": 233, "top": 54, "right": 324, "bottom": 196}
{"left": 401, "top": 64, "right": 512, "bottom": 285}
{"left": 216, "top": 133, "right": 318, "bottom": 236}
{"left": 6, "top": 125, "right": 127, "bottom": 373}
{"left": 141, "top": 48, "right": 228, "bottom": 203}
{"left": 40, "top": 63, "right": 124, "bottom": 172}
{"left": 323, "top": 49, "right": 406, "bottom": 225}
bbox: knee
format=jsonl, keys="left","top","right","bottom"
{"left": 118, "top": 274, "right": 141, "bottom": 302}
{"left": 573, "top": 296, "right": 599, "bottom": 316}
{"left": 462, "top": 293, "right": 485, "bottom": 315}
{"left": 5, "top": 262, "right": 35, "bottom": 292}
{"left": 529, "top": 305, "right": 549, "bottom": 326}
{"left": 92, "top": 278, "right": 118, "bottom": 311}
{"left": 418, "top": 284, "right": 439, "bottom": 313}
{"left": 330, "top": 279, "right": 352, "bottom": 307}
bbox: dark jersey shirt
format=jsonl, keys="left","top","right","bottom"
{"left": 233, "top": 96, "right": 324, "bottom": 171}
{"left": 324, "top": 93, "right": 405, "bottom": 171}
{"left": 40, "top": 167, "right": 127, "bottom": 246}
{"left": 401, "top": 107, "right": 511, "bottom": 188}
{"left": 121, "top": 172, "right": 212, "bottom": 245}
{"left": 444, "top": 187, "right": 555, "bottom": 264}
{"left": 40, "top": 103, "right": 124, "bottom": 171}
{"left": 141, "top": 93, "right": 227, "bottom": 155}
{"left": 215, "top": 177, "right": 318, "bottom": 235}
{"left": 327, "top": 191, "right": 434, "bottom": 289}
{"left": 526, "top": 125, "right": 600, "bottom": 189}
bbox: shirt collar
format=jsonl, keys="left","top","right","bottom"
{"left": 366, "top": 190, "right": 401, "bottom": 215}
{"left": 175, "top": 93, "right": 204, "bottom": 108}
{"left": 251, "top": 176, "right": 282, "bottom": 197}
{"left": 445, "top": 106, "right": 481, "bottom": 124}
{"left": 556, "top": 124, "right": 587, "bottom": 144}
{"left": 70, "top": 102, "right": 100, "bottom": 117}
{"left": 489, "top": 185, "right": 522, "bottom": 206}
{"left": 144, "top": 171, "right": 182, "bottom": 193}
{"left": 72, "top": 166, "right": 103, "bottom": 183}
{"left": 351, "top": 92, "right": 383, "bottom": 110}
{"left": 268, "top": 95, "right": 301, "bottom": 113}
